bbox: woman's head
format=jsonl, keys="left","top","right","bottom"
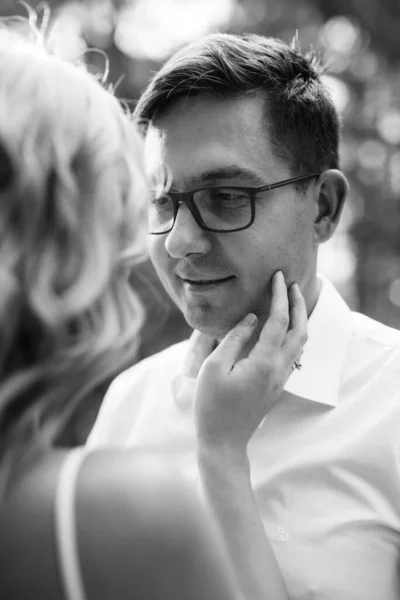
{"left": 0, "top": 19, "right": 149, "bottom": 452}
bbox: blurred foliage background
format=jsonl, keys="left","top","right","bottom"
{"left": 3, "top": 0, "right": 400, "bottom": 442}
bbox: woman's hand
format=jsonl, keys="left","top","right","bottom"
{"left": 194, "top": 271, "right": 307, "bottom": 453}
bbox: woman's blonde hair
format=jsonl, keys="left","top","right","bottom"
{"left": 0, "top": 13, "right": 149, "bottom": 473}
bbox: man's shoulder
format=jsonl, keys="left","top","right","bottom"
{"left": 347, "top": 311, "right": 400, "bottom": 387}
{"left": 117, "top": 339, "right": 190, "bottom": 385}
{"left": 87, "top": 339, "right": 191, "bottom": 447}
{"left": 103, "top": 338, "right": 191, "bottom": 403}
{"left": 321, "top": 277, "right": 400, "bottom": 351}
{"left": 350, "top": 311, "right": 400, "bottom": 351}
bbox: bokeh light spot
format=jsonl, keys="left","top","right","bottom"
{"left": 322, "top": 75, "right": 350, "bottom": 114}
{"left": 322, "top": 16, "right": 362, "bottom": 54}
{"left": 377, "top": 111, "right": 400, "bottom": 145}
{"left": 389, "top": 279, "right": 400, "bottom": 307}
{"left": 357, "top": 139, "right": 387, "bottom": 170}
{"left": 115, "top": 0, "right": 236, "bottom": 61}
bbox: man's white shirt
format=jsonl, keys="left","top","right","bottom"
{"left": 88, "top": 277, "right": 400, "bottom": 600}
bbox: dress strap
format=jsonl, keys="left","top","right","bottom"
{"left": 54, "top": 447, "right": 88, "bottom": 600}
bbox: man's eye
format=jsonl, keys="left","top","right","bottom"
{"left": 211, "top": 189, "right": 249, "bottom": 204}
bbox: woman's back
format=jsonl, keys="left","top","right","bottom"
{"left": 0, "top": 446, "right": 234, "bottom": 600}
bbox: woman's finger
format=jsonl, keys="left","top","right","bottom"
{"left": 206, "top": 313, "right": 258, "bottom": 372}
{"left": 183, "top": 330, "right": 217, "bottom": 379}
{"left": 253, "top": 271, "right": 290, "bottom": 358}
{"left": 283, "top": 283, "right": 308, "bottom": 357}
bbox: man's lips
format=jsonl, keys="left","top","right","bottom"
{"left": 180, "top": 275, "right": 235, "bottom": 284}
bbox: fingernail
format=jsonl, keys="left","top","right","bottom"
{"left": 275, "top": 270, "right": 284, "bottom": 282}
{"left": 243, "top": 313, "right": 257, "bottom": 327}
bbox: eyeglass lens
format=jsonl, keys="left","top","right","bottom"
{"left": 148, "top": 187, "right": 252, "bottom": 233}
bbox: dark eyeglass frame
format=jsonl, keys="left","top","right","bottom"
{"left": 149, "top": 172, "right": 321, "bottom": 234}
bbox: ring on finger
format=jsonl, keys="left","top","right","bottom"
{"left": 291, "top": 361, "right": 302, "bottom": 371}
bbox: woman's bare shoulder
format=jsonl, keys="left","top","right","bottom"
{"left": 77, "top": 448, "right": 235, "bottom": 600}
{"left": 0, "top": 448, "right": 234, "bottom": 600}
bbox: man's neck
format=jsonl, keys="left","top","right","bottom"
{"left": 305, "top": 275, "right": 321, "bottom": 318}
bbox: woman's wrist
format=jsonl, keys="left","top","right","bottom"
{"left": 197, "top": 439, "right": 251, "bottom": 478}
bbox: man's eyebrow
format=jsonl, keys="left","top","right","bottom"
{"left": 177, "top": 167, "right": 267, "bottom": 189}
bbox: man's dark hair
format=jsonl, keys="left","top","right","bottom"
{"left": 135, "top": 33, "right": 340, "bottom": 177}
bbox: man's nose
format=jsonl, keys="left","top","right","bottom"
{"left": 165, "top": 202, "right": 212, "bottom": 258}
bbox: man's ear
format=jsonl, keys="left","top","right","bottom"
{"left": 313, "top": 169, "right": 348, "bottom": 243}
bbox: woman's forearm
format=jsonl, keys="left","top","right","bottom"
{"left": 197, "top": 443, "right": 289, "bottom": 600}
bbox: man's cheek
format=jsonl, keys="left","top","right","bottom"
{"left": 149, "top": 243, "right": 165, "bottom": 272}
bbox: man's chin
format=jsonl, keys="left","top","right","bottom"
{"left": 184, "top": 309, "right": 245, "bottom": 340}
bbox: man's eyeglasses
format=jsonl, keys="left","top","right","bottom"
{"left": 148, "top": 172, "right": 321, "bottom": 234}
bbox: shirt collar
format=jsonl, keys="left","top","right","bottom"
{"left": 283, "top": 275, "right": 353, "bottom": 407}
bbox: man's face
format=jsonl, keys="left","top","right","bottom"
{"left": 148, "top": 94, "right": 318, "bottom": 338}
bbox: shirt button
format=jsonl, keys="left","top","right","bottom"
{"left": 274, "top": 527, "right": 289, "bottom": 542}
